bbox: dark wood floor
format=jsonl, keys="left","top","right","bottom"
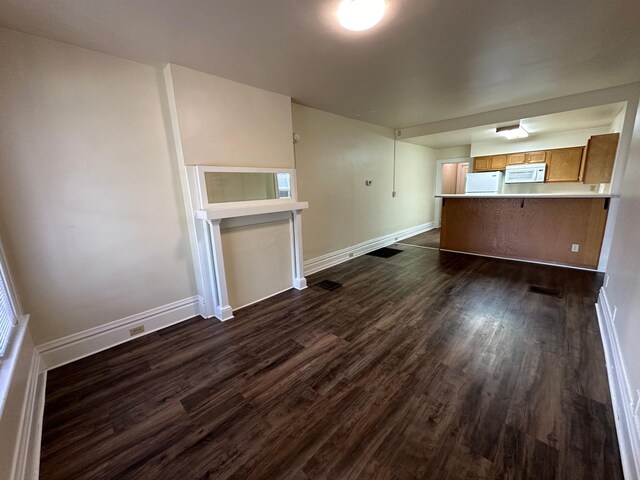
{"left": 400, "top": 228, "right": 441, "bottom": 249}
{"left": 40, "top": 247, "right": 622, "bottom": 480}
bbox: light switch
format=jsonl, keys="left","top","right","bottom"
{"left": 571, "top": 244, "right": 580, "bottom": 252}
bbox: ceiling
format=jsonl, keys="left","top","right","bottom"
{"left": 405, "top": 103, "right": 626, "bottom": 149}
{"left": 0, "top": 0, "right": 638, "bottom": 129}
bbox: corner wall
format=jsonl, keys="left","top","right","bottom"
{"left": 599, "top": 100, "right": 640, "bottom": 479}
{"left": 292, "top": 104, "right": 437, "bottom": 261}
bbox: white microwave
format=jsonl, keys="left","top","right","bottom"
{"left": 504, "top": 163, "right": 546, "bottom": 183}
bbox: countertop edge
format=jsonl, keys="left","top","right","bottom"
{"left": 436, "top": 194, "right": 616, "bottom": 199}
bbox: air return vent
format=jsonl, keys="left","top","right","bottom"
{"left": 528, "top": 285, "right": 563, "bottom": 298}
{"left": 316, "top": 280, "right": 342, "bottom": 291}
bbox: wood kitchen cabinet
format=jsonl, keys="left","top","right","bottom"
{"left": 474, "top": 155, "right": 507, "bottom": 171}
{"left": 545, "top": 147, "right": 584, "bottom": 182}
{"left": 526, "top": 151, "right": 547, "bottom": 164}
{"left": 506, "top": 151, "right": 546, "bottom": 166}
{"left": 474, "top": 156, "right": 490, "bottom": 171}
{"left": 507, "top": 153, "right": 526, "bottom": 165}
{"left": 581, "top": 133, "right": 619, "bottom": 184}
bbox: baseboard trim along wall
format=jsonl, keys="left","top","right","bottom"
{"left": 303, "top": 222, "right": 435, "bottom": 276}
{"left": 596, "top": 287, "right": 640, "bottom": 480}
{"left": 10, "top": 351, "right": 46, "bottom": 480}
{"left": 37, "top": 296, "right": 202, "bottom": 370}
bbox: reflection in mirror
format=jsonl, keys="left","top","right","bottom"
{"left": 205, "top": 172, "right": 292, "bottom": 204}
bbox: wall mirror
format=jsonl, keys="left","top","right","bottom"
{"left": 194, "top": 166, "right": 297, "bottom": 208}
{"left": 204, "top": 172, "right": 291, "bottom": 203}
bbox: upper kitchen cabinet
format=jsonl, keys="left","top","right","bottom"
{"left": 474, "top": 155, "right": 507, "bottom": 171}
{"left": 507, "top": 151, "right": 547, "bottom": 165}
{"left": 545, "top": 147, "right": 584, "bottom": 182}
{"left": 581, "top": 133, "right": 619, "bottom": 184}
{"left": 507, "top": 153, "right": 526, "bottom": 165}
{"left": 526, "top": 151, "right": 547, "bottom": 164}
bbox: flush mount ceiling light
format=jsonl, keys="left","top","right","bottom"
{"left": 496, "top": 123, "right": 529, "bottom": 140}
{"left": 337, "top": 0, "right": 386, "bottom": 31}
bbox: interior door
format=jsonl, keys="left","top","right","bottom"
{"left": 455, "top": 163, "right": 469, "bottom": 193}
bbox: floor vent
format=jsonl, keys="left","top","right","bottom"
{"left": 528, "top": 285, "right": 563, "bottom": 298}
{"left": 367, "top": 247, "right": 403, "bottom": 258}
{"left": 316, "top": 280, "right": 343, "bottom": 291}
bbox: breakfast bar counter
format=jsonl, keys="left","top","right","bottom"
{"left": 437, "top": 195, "right": 610, "bottom": 269}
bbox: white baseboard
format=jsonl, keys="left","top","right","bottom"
{"left": 37, "top": 296, "right": 202, "bottom": 370}
{"left": 11, "top": 351, "right": 45, "bottom": 480}
{"left": 304, "top": 222, "right": 435, "bottom": 276}
{"left": 596, "top": 287, "right": 640, "bottom": 480}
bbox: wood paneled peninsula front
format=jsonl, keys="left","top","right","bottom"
{"left": 438, "top": 194, "right": 611, "bottom": 269}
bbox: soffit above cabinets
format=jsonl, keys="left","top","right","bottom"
{"left": 404, "top": 103, "right": 626, "bottom": 149}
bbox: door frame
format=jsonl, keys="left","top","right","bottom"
{"left": 434, "top": 157, "right": 471, "bottom": 228}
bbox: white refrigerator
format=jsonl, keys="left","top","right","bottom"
{"left": 465, "top": 171, "right": 504, "bottom": 194}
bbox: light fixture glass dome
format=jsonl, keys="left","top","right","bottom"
{"left": 337, "top": 0, "right": 386, "bottom": 32}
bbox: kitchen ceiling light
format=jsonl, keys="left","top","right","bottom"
{"left": 337, "top": 0, "right": 386, "bottom": 32}
{"left": 496, "top": 124, "right": 529, "bottom": 140}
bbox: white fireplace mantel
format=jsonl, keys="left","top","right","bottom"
{"left": 196, "top": 201, "right": 309, "bottom": 221}
{"left": 196, "top": 201, "right": 309, "bottom": 321}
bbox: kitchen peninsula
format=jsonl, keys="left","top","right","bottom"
{"left": 438, "top": 194, "right": 610, "bottom": 269}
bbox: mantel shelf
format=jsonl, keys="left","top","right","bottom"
{"left": 196, "top": 201, "right": 309, "bottom": 221}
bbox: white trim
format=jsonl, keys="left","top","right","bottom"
{"left": 196, "top": 200, "right": 309, "bottom": 221}
{"left": 162, "top": 66, "right": 212, "bottom": 320}
{"left": 10, "top": 351, "right": 45, "bottom": 480}
{"left": 0, "top": 315, "right": 29, "bottom": 416}
{"left": 439, "top": 248, "right": 599, "bottom": 272}
{"left": 37, "top": 296, "right": 202, "bottom": 370}
{"left": 596, "top": 288, "right": 640, "bottom": 480}
{"left": 304, "top": 222, "right": 435, "bottom": 276}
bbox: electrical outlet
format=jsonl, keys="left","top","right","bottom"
{"left": 365, "top": 180, "right": 372, "bottom": 186}
{"left": 129, "top": 325, "right": 144, "bottom": 336}
{"left": 571, "top": 244, "right": 580, "bottom": 252}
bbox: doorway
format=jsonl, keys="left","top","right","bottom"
{"left": 434, "top": 158, "right": 470, "bottom": 228}
{"left": 441, "top": 161, "right": 469, "bottom": 194}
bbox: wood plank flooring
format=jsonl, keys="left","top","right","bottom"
{"left": 400, "top": 228, "right": 441, "bottom": 249}
{"left": 40, "top": 247, "right": 622, "bottom": 480}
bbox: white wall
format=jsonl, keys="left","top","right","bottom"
{"left": 292, "top": 104, "right": 436, "bottom": 260}
{"left": 0, "top": 28, "right": 196, "bottom": 346}
{"left": 435, "top": 145, "right": 471, "bottom": 160}
{"left": 167, "top": 64, "right": 294, "bottom": 168}
{"left": 604, "top": 102, "right": 640, "bottom": 416}
{"left": 611, "top": 105, "right": 627, "bottom": 133}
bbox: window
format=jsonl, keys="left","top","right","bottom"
{"left": 0, "top": 251, "right": 17, "bottom": 358}
{"left": 276, "top": 172, "right": 291, "bottom": 199}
